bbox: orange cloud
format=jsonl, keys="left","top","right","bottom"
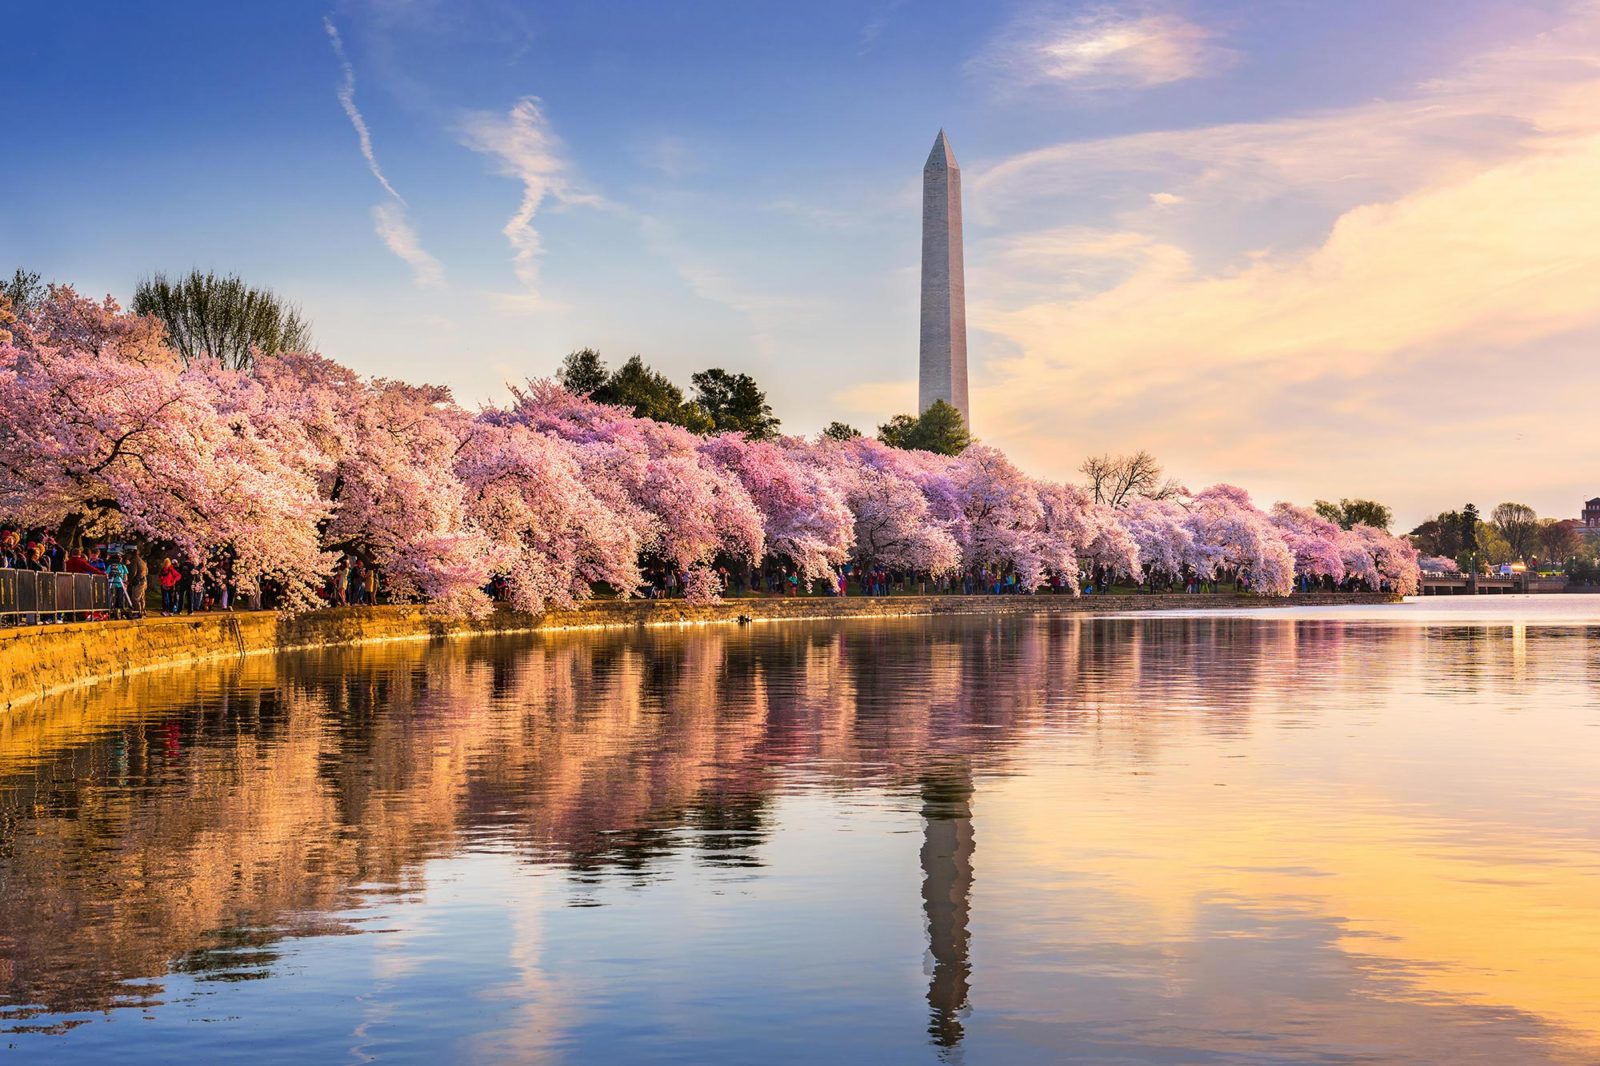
{"left": 961, "top": 4, "right": 1600, "bottom": 522}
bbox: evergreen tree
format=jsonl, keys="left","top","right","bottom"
{"left": 1458, "top": 503, "right": 1481, "bottom": 571}
{"left": 605, "top": 355, "right": 712, "bottom": 432}
{"left": 877, "top": 400, "right": 971, "bottom": 456}
{"left": 557, "top": 348, "right": 609, "bottom": 396}
{"left": 2, "top": 268, "right": 45, "bottom": 315}
{"left": 690, "top": 368, "right": 780, "bottom": 439}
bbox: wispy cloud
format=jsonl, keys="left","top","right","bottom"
{"left": 324, "top": 16, "right": 444, "bottom": 288}
{"left": 640, "top": 134, "right": 704, "bottom": 179}
{"left": 857, "top": 0, "right": 907, "bottom": 55}
{"left": 972, "top": 5, "right": 1237, "bottom": 92}
{"left": 459, "top": 96, "right": 598, "bottom": 309}
{"left": 324, "top": 17, "right": 404, "bottom": 202}
{"left": 372, "top": 202, "right": 444, "bottom": 288}
{"left": 961, "top": 4, "right": 1600, "bottom": 519}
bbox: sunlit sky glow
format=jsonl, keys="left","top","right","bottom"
{"left": 5, "top": 1, "right": 1597, "bottom": 528}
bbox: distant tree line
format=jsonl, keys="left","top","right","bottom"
{"left": 1410, "top": 501, "right": 1596, "bottom": 578}
{"left": 558, "top": 347, "right": 975, "bottom": 454}
{"left": 556, "top": 348, "right": 782, "bottom": 439}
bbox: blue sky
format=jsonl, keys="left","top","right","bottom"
{"left": 5, "top": 1, "right": 1597, "bottom": 526}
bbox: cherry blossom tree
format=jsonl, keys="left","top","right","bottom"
{"left": 1336, "top": 527, "right": 1382, "bottom": 590}
{"left": 699, "top": 434, "right": 854, "bottom": 582}
{"left": 1353, "top": 522, "right": 1421, "bottom": 595}
{"left": 1043, "top": 482, "right": 1140, "bottom": 588}
{"left": 945, "top": 446, "right": 1050, "bottom": 588}
{"left": 1184, "top": 485, "right": 1296, "bottom": 596}
{"left": 818, "top": 438, "right": 960, "bottom": 574}
{"left": 0, "top": 284, "right": 1425, "bottom": 616}
{"left": 0, "top": 287, "right": 330, "bottom": 606}
{"left": 249, "top": 353, "right": 497, "bottom": 614}
{"left": 1117, "top": 496, "right": 1195, "bottom": 585}
{"left": 497, "top": 382, "right": 764, "bottom": 601}
{"left": 1269, "top": 503, "right": 1346, "bottom": 587}
{"left": 456, "top": 419, "right": 643, "bottom": 613}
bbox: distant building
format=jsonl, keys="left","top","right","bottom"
{"left": 1585, "top": 497, "right": 1600, "bottom": 530}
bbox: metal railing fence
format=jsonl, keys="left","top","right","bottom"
{"left": 0, "top": 571, "right": 110, "bottom": 624}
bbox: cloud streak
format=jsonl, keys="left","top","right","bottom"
{"left": 459, "top": 96, "right": 597, "bottom": 309}
{"left": 323, "top": 17, "right": 443, "bottom": 289}
{"left": 372, "top": 202, "right": 444, "bottom": 288}
{"left": 324, "top": 18, "right": 404, "bottom": 203}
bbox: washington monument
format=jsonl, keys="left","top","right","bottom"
{"left": 919, "top": 129, "right": 969, "bottom": 425}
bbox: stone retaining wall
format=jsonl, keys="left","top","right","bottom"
{"left": 0, "top": 592, "right": 1398, "bottom": 710}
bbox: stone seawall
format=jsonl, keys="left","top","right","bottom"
{"left": 0, "top": 592, "right": 1398, "bottom": 710}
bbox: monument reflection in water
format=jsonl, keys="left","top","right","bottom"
{"left": 2, "top": 604, "right": 1600, "bottom": 1063}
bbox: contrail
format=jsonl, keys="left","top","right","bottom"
{"left": 324, "top": 17, "right": 404, "bottom": 204}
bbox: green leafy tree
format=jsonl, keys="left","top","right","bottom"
{"left": 1410, "top": 514, "right": 1463, "bottom": 558}
{"left": 1569, "top": 536, "right": 1600, "bottom": 584}
{"left": 132, "top": 270, "right": 311, "bottom": 371}
{"left": 1490, "top": 502, "right": 1539, "bottom": 562}
{"left": 821, "top": 421, "right": 861, "bottom": 441}
{"left": 1535, "top": 518, "right": 1580, "bottom": 566}
{"left": 877, "top": 414, "right": 920, "bottom": 449}
{"left": 690, "top": 368, "right": 781, "bottom": 439}
{"left": 1476, "top": 524, "right": 1515, "bottom": 566}
{"left": 877, "top": 399, "right": 971, "bottom": 456}
{"left": 603, "top": 355, "right": 713, "bottom": 432}
{"left": 1313, "top": 497, "right": 1393, "bottom": 531}
{"left": 556, "top": 347, "right": 609, "bottom": 396}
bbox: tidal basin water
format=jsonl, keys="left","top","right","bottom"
{"left": 4, "top": 598, "right": 1600, "bottom": 1063}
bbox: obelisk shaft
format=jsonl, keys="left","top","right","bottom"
{"left": 919, "top": 130, "right": 969, "bottom": 425}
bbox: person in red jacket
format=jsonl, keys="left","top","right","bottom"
{"left": 158, "top": 558, "right": 182, "bottom": 615}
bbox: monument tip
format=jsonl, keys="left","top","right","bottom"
{"left": 927, "top": 129, "right": 958, "bottom": 170}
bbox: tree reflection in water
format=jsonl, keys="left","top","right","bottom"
{"left": 0, "top": 617, "right": 1066, "bottom": 1023}
{"left": 0, "top": 610, "right": 1595, "bottom": 1063}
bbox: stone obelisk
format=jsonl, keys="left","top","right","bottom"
{"left": 919, "top": 129, "right": 969, "bottom": 425}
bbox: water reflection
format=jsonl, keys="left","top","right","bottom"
{"left": 920, "top": 769, "right": 974, "bottom": 1051}
{"left": 0, "top": 606, "right": 1597, "bottom": 1062}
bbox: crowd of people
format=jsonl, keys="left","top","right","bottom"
{"left": 0, "top": 527, "right": 246, "bottom": 623}
{"left": 2, "top": 520, "right": 415, "bottom": 627}
{"left": 326, "top": 556, "right": 383, "bottom": 607}
{"left": 660, "top": 561, "right": 1301, "bottom": 600}
{"left": 5, "top": 524, "right": 1400, "bottom": 629}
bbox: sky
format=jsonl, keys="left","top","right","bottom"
{"left": 3, "top": 0, "right": 1597, "bottom": 529}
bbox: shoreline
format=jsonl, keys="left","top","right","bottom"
{"left": 0, "top": 592, "right": 1400, "bottom": 711}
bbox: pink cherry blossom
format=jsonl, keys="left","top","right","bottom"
{"left": 1185, "top": 485, "right": 1296, "bottom": 596}
{"left": 699, "top": 434, "right": 853, "bottom": 583}
{"left": 0, "top": 286, "right": 1426, "bottom": 612}
{"left": 1269, "top": 503, "right": 1347, "bottom": 585}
